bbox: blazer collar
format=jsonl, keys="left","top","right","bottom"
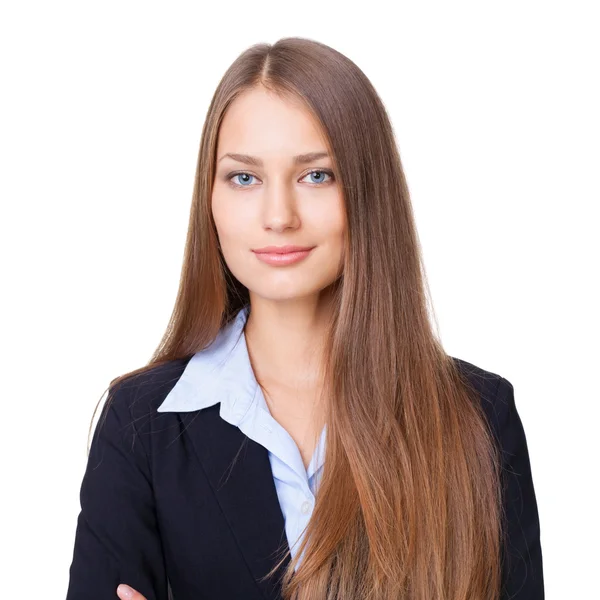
{"left": 180, "top": 403, "right": 292, "bottom": 600}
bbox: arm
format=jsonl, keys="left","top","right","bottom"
{"left": 497, "top": 377, "right": 545, "bottom": 600}
{"left": 66, "top": 385, "right": 168, "bottom": 600}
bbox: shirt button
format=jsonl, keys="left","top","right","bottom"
{"left": 301, "top": 500, "right": 311, "bottom": 514}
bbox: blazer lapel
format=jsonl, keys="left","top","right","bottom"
{"left": 184, "top": 405, "right": 292, "bottom": 600}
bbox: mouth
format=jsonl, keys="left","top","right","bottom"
{"left": 252, "top": 247, "right": 315, "bottom": 266}
{"left": 252, "top": 245, "right": 315, "bottom": 254}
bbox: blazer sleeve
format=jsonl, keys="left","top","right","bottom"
{"left": 66, "top": 385, "right": 168, "bottom": 600}
{"left": 496, "top": 377, "right": 545, "bottom": 600}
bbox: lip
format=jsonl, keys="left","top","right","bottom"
{"left": 252, "top": 245, "right": 315, "bottom": 254}
{"left": 252, "top": 247, "right": 315, "bottom": 266}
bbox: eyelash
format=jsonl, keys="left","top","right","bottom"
{"left": 225, "top": 169, "right": 335, "bottom": 189}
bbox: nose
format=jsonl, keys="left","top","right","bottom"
{"left": 261, "top": 177, "right": 300, "bottom": 232}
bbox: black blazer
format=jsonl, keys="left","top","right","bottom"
{"left": 66, "top": 357, "right": 544, "bottom": 599}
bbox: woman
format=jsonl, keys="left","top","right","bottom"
{"left": 66, "top": 37, "right": 544, "bottom": 600}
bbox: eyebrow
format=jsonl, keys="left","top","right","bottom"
{"left": 217, "top": 151, "right": 330, "bottom": 167}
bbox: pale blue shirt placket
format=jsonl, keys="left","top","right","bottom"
{"left": 219, "top": 337, "right": 327, "bottom": 570}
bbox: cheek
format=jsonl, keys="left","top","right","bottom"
{"left": 312, "top": 206, "right": 346, "bottom": 246}
{"left": 212, "top": 196, "right": 246, "bottom": 243}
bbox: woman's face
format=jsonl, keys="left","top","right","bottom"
{"left": 211, "top": 86, "right": 346, "bottom": 303}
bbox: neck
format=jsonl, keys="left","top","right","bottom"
{"left": 243, "top": 292, "right": 335, "bottom": 391}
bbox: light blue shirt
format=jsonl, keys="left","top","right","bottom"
{"left": 156, "top": 304, "right": 327, "bottom": 570}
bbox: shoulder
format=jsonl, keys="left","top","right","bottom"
{"left": 450, "top": 356, "right": 517, "bottom": 444}
{"left": 452, "top": 356, "right": 534, "bottom": 480}
{"left": 102, "top": 357, "right": 192, "bottom": 425}
{"left": 90, "top": 357, "right": 194, "bottom": 462}
{"left": 451, "top": 355, "right": 504, "bottom": 396}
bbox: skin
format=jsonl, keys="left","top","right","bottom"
{"left": 116, "top": 85, "right": 346, "bottom": 599}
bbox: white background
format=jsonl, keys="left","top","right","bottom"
{"left": 1, "top": 1, "right": 598, "bottom": 598}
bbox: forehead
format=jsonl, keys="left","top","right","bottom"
{"left": 216, "top": 87, "right": 329, "bottom": 159}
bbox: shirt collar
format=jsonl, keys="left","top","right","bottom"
{"left": 156, "top": 304, "right": 259, "bottom": 427}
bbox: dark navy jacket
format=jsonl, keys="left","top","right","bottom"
{"left": 65, "top": 357, "right": 544, "bottom": 599}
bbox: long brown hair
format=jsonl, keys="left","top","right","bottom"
{"left": 91, "top": 37, "right": 503, "bottom": 600}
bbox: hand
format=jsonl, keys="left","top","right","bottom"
{"left": 116, "top": 584, "right": 147, "bottom": 600}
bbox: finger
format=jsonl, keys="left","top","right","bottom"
{"left": 116, "top": 583, "right": 147, "bottom": 600}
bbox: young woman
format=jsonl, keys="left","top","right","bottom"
{"left": 66, "top": 37, "right": 544, "bottom": 600}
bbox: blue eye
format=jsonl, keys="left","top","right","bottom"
{"left": 226, "top": 169, "right": 335, "bottom": 189}
{"left": 302, "top": 170, "right": 333, "bottom": 185}
{"left": 230, "top": 172, "right": 256, "bottom": 187}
